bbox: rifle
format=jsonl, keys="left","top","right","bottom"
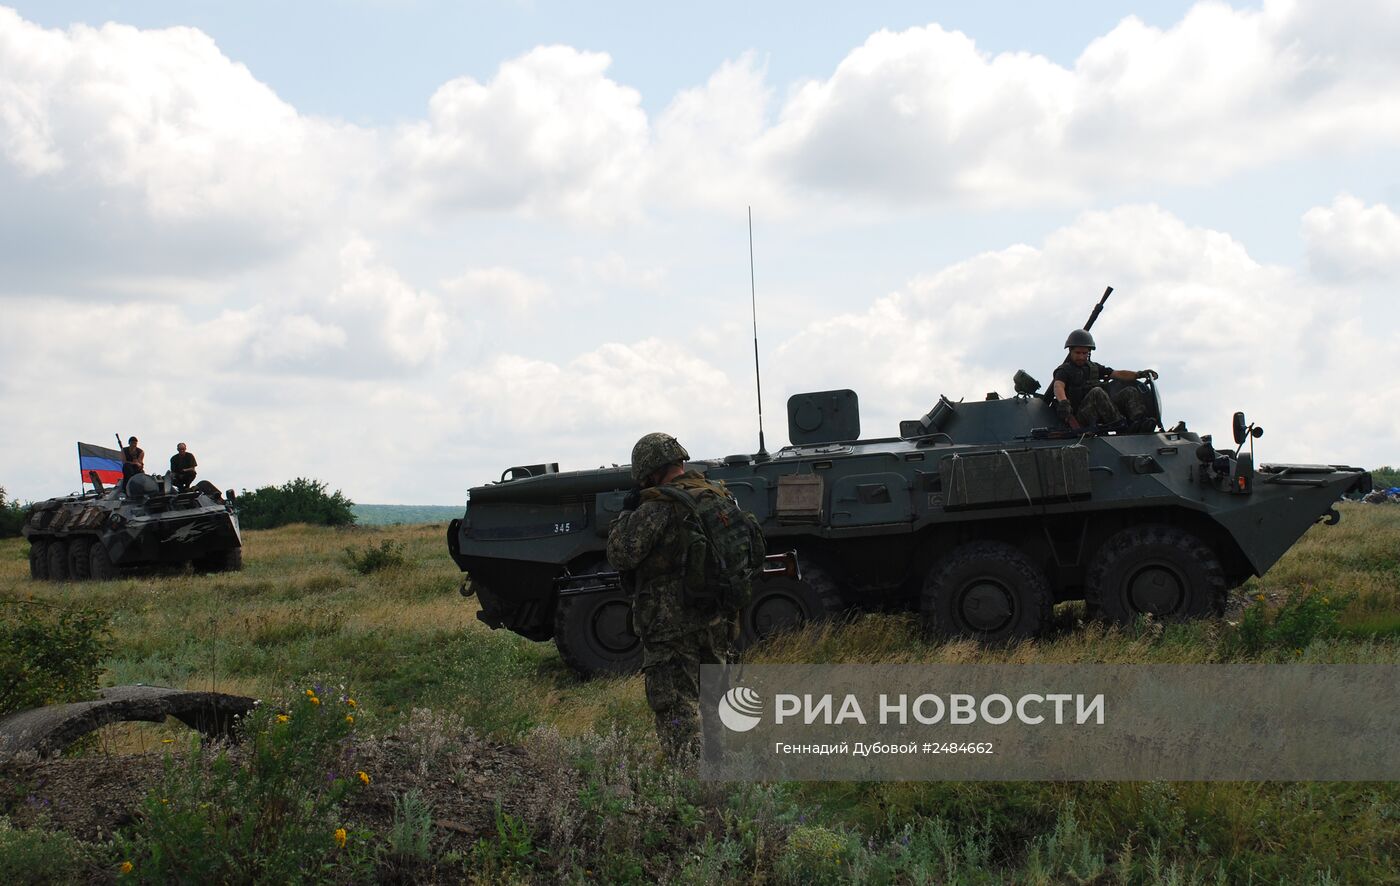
{"left": 1083, "top": 285, "right": 1113, "bottom": 331}
{"left": 555, "top": 550, "right": 801, "bottom": 597}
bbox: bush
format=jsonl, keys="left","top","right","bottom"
{"left": 1225, "top": 590, "right": 1348, "bottom": 657}
{"left": 116, "top": 685, "right": 373, "bottom": 883}
{"left": 1371, "top": 465, "right": 1400, "bottom": 489}
{"left": 0, "top": 816, "right": 93, "bottom": 885}
{"left": 0, "top": 487, "right": 27, "bottom": 539}
{"left": 0, "top": 602, "right": 111, "bottom": 716}
{"left": 235, "top": 478, "right": 356, "bottom": 530}
{"left": 343, "top": 539, "right": 409, "bottom": 575}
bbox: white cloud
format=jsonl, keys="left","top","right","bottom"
{"left": 441, "top": 266, "right": 550, "bottom": 313}
{"left": 389, "top": 45, "right": 648, "bottom": 221}
{"left": 1302, "top": 195, "right": 1400, "bottom": 281}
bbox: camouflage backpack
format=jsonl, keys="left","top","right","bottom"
{"left": 646, "top": 477, "right": 765, "bottom": 613}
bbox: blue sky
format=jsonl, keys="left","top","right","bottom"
{"left": 1, "top": 1, "right": 1397, "bottom": 503}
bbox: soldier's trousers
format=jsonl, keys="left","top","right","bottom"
{"left": 641, "top": 617, "right": 734, "bottom": 761}
{"left": 1076, "top": 386, "right": 1147, "bottom": 426}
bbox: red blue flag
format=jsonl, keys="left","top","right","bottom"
{"left": 78, "top": 442, "right": 124, "bottom": 487}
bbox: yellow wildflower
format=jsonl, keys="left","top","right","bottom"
{"left": 345, "top": 715, "right": 354, "bottom": 725}
{"left": 1254, "top": 594, "right": 1266, "bottom": 602}
{"left": 334, "top": 827, "right": 347, "bottom": 848}
{"left": 346, "top": 698, "right": 357, "bottom": 708}
{"left": 310, "top": 696, "right": 321, "bottom": 706}
{"left": 358, "top": 771, "right": 370, "bottom": 785}
{"left": 277, "top": 714, "right": 289, "bottom": 723}
{"left": 305, "top": 689, "right": 316, "bottom": 698}
{"left": 1322, "top": 596, "right": 1330, "bottom": 605}
{"left": 119, "top": 861, "right": 134, "bottom": 875}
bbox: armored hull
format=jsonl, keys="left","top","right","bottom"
{"left": 448, "top": 382, "right": 1369, "bottom": 676}
{"left": 23, "top": 474, "right": 242, "bottom": 581}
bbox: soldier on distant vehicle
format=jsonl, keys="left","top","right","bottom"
{"left": 1052, "top": 330, "right": 1159, "bottom": 432}
{"left": 170, "top": 443, "right": 198, "bottom": 492}
{"left": 121, "top": 436, "right": 145, "bottom": 479}
{"left": 607, "top": 432, "right": 755, "bottom": 762}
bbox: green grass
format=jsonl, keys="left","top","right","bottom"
{"left": 1, "top": 505, "right": 1398, "bottom": 882}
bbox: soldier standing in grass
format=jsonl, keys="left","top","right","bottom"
{"left": 607, "top": 432, "right": 763, "bottom": 762}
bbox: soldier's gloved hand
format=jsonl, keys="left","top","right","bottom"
{"left": 1137, "top": 369, "right": 1159, "bottom": 380}
{"left": 622, "top": 488, "right": 641, "bottom": 511}
{"left": 1054, "top": 399, "right": 1073, "bottom": 422}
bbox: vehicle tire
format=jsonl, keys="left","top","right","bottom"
{"left": 553, "top": 565, "right": 641, "bottom": 677}
{"left": 29, "top": 541, "right": 49, "bottom": 580}
{"left": 1085, "top": 525, "right": 1226, "bottom": 624}
{"left": 46, "top": 540, "right": 71, "bottom": 582}
{"left": 67, "top": 538, "right": 93, "bottom": 581}
{"left": 89, "top": 541, "right": 118, "bottom": 581}
{"left": 737, "top": 564, "right": 845, "bottom": 651}
{"left": 922, "top": 541, "right": 1052, "bottom": 642}
{"left": 195, "top": 546, "right": 243, "bottom": 573}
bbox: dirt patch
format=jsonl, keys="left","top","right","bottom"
{"left": 0, "top": 727, "right": 574, "bottom": 854}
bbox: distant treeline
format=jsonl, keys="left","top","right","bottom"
{"left": 1373, "top": 466, "right": 1400, "bottom": 489}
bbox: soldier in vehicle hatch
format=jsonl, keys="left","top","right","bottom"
{"left": 606, "top": 432, "right": 742, "bottom": 762}
{"left": 121, "top": 436, "right": 145, "bottom": 479}
{"left": 170, "top": 442, "right": 198, "bottom": 491}
{"left": 1052, "top": 329, "right": 1159, "bottom": 432}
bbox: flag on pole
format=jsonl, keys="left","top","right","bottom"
{"left": 78, "top": 442, "right": 124, "bottom": 487}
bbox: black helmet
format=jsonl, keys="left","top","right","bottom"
{"left": 1064, "top": 329, "right": 1096, "bottom": 350}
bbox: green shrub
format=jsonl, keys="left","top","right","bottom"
{"left": 343, "top": 539, "right": 408, "bottom": 575}
{"left": 0, "top": 816, "right": 93, "bottom": 885}
{"left": 468, "top": 802, "right": 536, "bottom": 880}
{"left": 386, "top": 789, "right": 434, "bottom": 866}
{"left": 0, "top": 602, "right": 111, "bottom": 715}
{"left": 0, "top": 487, "right": 27, "bottom": 539}
{"left": 1225, "top": 590, "right": 1348, "bottom": 657}
{"left": 235, "top": 478, "right": 356, "bottom": 530}
{"left": 116, "top": 685, "right": 372, "bottom": 883}
{"left": 1371, "top": 465, "right": 1400, "bottom": 489}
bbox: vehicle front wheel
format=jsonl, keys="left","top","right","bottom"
{"left": 89, "top": 541, "right": 118, "bottom": 581}
{"left": 922, "top": 541, "right": 1052, "bottom": 642}
{"left": 1085, "top": 525, "right": 1226, "bottom": 624}
{"left": 737, "top": 564, "right": 845, "bottom": 651}
{"left": 553, "top": 571, "right": 641, "bottom": 677}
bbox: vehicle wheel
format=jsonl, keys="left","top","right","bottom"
{"left": 553, "top": 565, "right": 641, "bottom": 677}
{"left": 46, "top": 540, "right": 71, "bottom": 582}
{"left": 922, "top": 541, "right": 1052, "bottom": 642}
{"left": 1085, "top": 525, "right": 1226, "bottom": 624}
{"left": 89, "top": 541, "right": 118, "bottom": 581}
{"left": 195, "top": 547, "right": 243, "bottom": 573}
{"left": 67, "top": 538, "right": 93, "bottom": 581}
{"left": 737, "top": 564, "right": 845, "bottom": 651}
{"left": 29, "top": 541, "right": 49, "bottom": 580}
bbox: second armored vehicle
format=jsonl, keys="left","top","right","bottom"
{"left": 24, "top": 473, "right": 242, "bottom": 581}
{"left": 449, "top": 381, "right": 1369, "bottom": 677}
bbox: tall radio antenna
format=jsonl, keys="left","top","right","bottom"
{"left": 748, "top": 206, "right": 769, "bottom": 461}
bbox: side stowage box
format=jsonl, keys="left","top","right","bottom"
{"left": 940, "top": 445, "right": 1091, "bottom": 509}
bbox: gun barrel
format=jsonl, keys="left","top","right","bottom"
{"left": 1083, "top": 285, "right": 1113, "bottom": 331}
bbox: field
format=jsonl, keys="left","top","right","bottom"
{"left": 2, "top": 505, "right": 1399, "bottom": 883}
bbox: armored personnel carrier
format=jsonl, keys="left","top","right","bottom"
{"left": 24, "top": 473, "right": 242, "bottom": 581}
{"left": 448, "top": 378, "right": 1369, "bottom": 677}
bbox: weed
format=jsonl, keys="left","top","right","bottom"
{"left": 467, "top": 802, "right": 536, "bottom": 880}
{"left": 343, "top": 539, "right": 409, "bottom": 575}
{"left": 114, "top": 685, "right": 371, "bottom": 883}
{"left": 1225, "top": 590, "right": 1349, "bottom": 657}
{"left": 386, "top": 789, "right": 434, "bottom": 865}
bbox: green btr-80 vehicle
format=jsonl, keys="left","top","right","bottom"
{"left": 24, "top": 473, "right": 242, "bottom": 581}
{"left": 449, "top": 372, "right": 1368, "bottom": 677}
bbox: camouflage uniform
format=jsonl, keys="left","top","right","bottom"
{"left": 607, "top": 469, "right": 734, "bottom": 761}
{"left": 1053, "top": 358, "right": 1147, "bottom": 427}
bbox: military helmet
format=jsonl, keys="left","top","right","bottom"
{"left": 630, "top": 432, "right": 690, "bottom": 484}
{"left": 1064, "top": 329, "right": 1096, "bottom": 350}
